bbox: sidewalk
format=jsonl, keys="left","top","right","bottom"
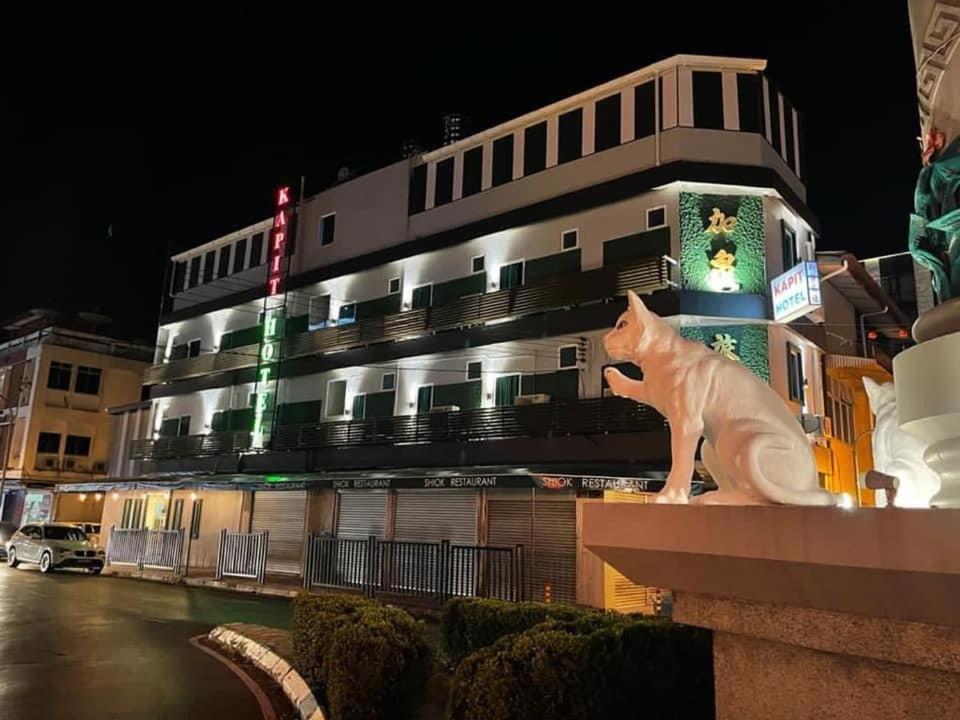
{"left": 103, "top": 565, "right": 306, "bottom": 598}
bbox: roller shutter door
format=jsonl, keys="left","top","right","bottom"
{"left": 603, "top": 490, "right": 659, "bottom": 613}
{"left": 335, "top": 491, "right": 388, "bottom": 539}
{"left": 251, "top": 490, "right": 307, "bottom": 575}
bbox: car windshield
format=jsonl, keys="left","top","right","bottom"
{"left": 43, "top": 527, "right": 86, "bottom": 542}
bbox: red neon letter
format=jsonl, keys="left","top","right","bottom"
{"left": 269, "top": 277, "right": 281, "bottom": 295}
{"left": 277, "top": 186, "right": 290, "bottom": 206}
{"left": 273, "top": 231, "right": 285, "bottom": 250}
{"left": 271, "top": 255, "right": 281, "bottom": 273}
{"left": 274, "top": 210, "right": 286, "bottom": 228}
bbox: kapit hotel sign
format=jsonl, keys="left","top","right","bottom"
{"left": 771, "top": 261, "right": 821, "bottom": 323}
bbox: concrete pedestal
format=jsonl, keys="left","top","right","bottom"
{"left": 583, "top": 505, "right": 960, "bottom": 719}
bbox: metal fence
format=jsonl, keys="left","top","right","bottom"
{"left": 303, "top": 535, "right": 524, "bottom": 603}
{"left": 106, "top": 527, "right": 184, "bottom": 573}
{"left": 216, "top": 529, "right": 269, "bottom": 584}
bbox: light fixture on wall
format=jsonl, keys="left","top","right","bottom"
{"left": 95, "top": 493, "right": 103, "bottom": 502}
{"left": 111, "top": 492, "right": 119, "bottom": 501}
{"left": 79, "top": 494, "right": 87, "bottom": 502}
{"left": 190, "top": 492, "right": 198, "bottom": 501}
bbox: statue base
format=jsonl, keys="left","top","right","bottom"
{"left": 895, "top": 301, "right": 960, "bottom": 508}
{"left": 583, "top": 504, "right": 960, "bottom": 719}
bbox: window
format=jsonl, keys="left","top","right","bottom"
{"left": 786, "top": 344, "right": 804, "bottom": 403}
{"left": 737, "top": 73, "right": 763, "bottom": 134}
{"left": 37, "top": 432, "right": 61, "bottom": 454}
{"left": 828, "top": 378, "right": 855, "bottom": 445}
{"left": 495, "top": 375, "right": 520, "bottom": 406}
{"left": 177, "top": 416, "right": 191, "bottom": 437}
{"left": 499, "top": 261, "right": 524, "bottom": 290}
{"left": 74, "top": 366, "right": 101, "bottom": 395}
{"left": 320, "top": 213, "right": 336, "bottom": 246}
{"left": 23, "top": 526, "right": 42, "bottom": 540}
{"left": 647, "top": 206, "right": 666, "bottom": 229}
{"left": 169, "top": 498, "right": 184, "bottom": 531}
{"left": 467, "top": 361, "right": 482, "bottom": 380}
{"left": 634, "top": 81, "right": 656, "bottom": 139}
{"left": 172, "top": 262, "right": 186, "bottom": 294}
{"left": 471, "top": 255, "right": 485, "bottom": 274}
{"left": 388, "top": 277, "right": 401, "bottom": 295}
{"left": 64, "top": 435, "right": 91, "bottom": 456}
{"left": 47, "top": 361, "right": 72, "bottom": 390}
{"left": 409, "top": 165, "right": 427, "bottom": 214}
{"left": 352, "top": 394, "right": 366, "bottom": 420}
{"left": 250, "top": 232, "right": 265, "bottom": 266}
{"left": 233, "top": 238, "right": 248, "bottom": 273}
{"left": 417, "top": 385, "right": 433, "bottom": 414}
{"left": 44, "top": 525, "right": 85, "bottom": 541}
{"left": 559, "top": 345, "right": 579, "bottom": 369}
{"left": 189, "top": 499, "right": 203, "bottom": 539}
{"left": 187, "top": 339, "right": 202, "bottom": 358}
{"left": 781, "top": 221, "right": 798, "bottom": 269}
{"left": 381, "top": 373, "right": 396, "bottom": 391}
{"left": 338, "top": 303, "right": 356, "bottom": 325}
{"left": 523, "top": 121, "right": 547, "bottom": 176}
{"left": 326, "top": 379, "right": 347, "bottom": 417}
{"left": 594, "top": 94, "right": 621, "bottom": 152}
{"left": 561, "top": 229, "right": 579, "bottom": 251}
{"left": 692, "top": 71, "right": 724, "bottom": 129}
{"left": 216, "top": 246, "right": 230, "bottom": 278}
{"left": 411, "top": 284, "right": 432, "bottom": 310}
{"left": 121, "top": 500, "right": 132, "bottom": 529}
{"left": 491, "top": 134, "right": 514, "bottom": 187}
{"left": 203, "top": 251, "right": 215, "bottom": 283}
{"left": 189, "top": 256, "right": 201, "bottom": 287}
{"left": 309, "top": 294, "right": 331, "bottom": 327}
{"left": 462, "top": 146, "right": 483, "bottom": 197}
{"left": 768, "top": 82, "right": 782, "bottom": 153}
{"left": 434, "top": 157, "right": 454, "bottom": 206}
{"left": 558, "top": 108, "right": 583, "bottom": 164}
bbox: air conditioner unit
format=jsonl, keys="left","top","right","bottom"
{"left": 430, "top": 405, "right": 461, "bottom": 413}
{"left": 515, "top": 393, "right": 551, "bottom": 406}
{"left": 92, "top": 461, "right": 107, "bottom": 474}
{"left": 63, "top": 457, "right": 77, "bottom": 471}
{"left": 38, "top": 455, "right": 59, "bottom": 470}
{"left": 799, "top": 413, "right": 825, "bottom": 437}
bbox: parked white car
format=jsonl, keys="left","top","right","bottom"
{"left": 6, "top": 522, "right": 105, "bottom": 574}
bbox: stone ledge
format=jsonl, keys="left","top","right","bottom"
{"left": 209, "top": 623, "right": 324, "bottom": 720}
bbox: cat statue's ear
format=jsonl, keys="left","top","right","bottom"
{"left": 862, "top": 376, "right": 887, "bottom": 414}
{"left": 627, "top": 290, "right": 654, "bottom": 330}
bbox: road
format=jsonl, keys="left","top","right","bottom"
{"left": 0, "top": 564, "right": 292, "bottom": 720}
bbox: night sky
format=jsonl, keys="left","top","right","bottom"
{"left": 1, "top": 6, "right": 920, "bottom": 342}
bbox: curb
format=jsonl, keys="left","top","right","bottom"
{"left": 210, "top": 624, "right": 325, "bottom": 720}
{"left": 102, "top": 568, "right": 300, "bottom": 598}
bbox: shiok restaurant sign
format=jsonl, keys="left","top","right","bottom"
{"left": 771, "top": 261, "right": 821, "bottom": 322}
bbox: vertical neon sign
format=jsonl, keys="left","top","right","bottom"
{"left": 252, "top": 185, "right": 293, "bottom": 448}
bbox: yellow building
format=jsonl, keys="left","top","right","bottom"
{"left": 0, "top": 312, "right": 151, "bottom": 525}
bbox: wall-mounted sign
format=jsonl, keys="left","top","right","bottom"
{"left": 771, "top": 261, "right": 822, "bottom": 322}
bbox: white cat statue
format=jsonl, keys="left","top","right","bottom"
{"left": 862, "top": 377, "right": 940, "bottom": 508}
{"left": 603, "top": 290, "right": 835, "bottom": 506}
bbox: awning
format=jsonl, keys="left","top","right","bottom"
{"left": 56, "top": 464, "right": 683, "bottom": 495}
{"left": 817, "top": 253, "right": 913, "bottom": 340}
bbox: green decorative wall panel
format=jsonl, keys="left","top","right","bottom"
{"left": 679, "top": 193, "right": 765, "bottom": 293}
{"left": 680, "top": 324, "right": 770, "bottom": 383}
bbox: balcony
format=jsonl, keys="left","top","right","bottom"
{"left": 143, "top": 256, "right": 670, "bottom": 386}
{"left": 129, "top": 396, "right": 667, "bottom": 460}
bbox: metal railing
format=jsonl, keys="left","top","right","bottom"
{"left": 132, "top": 395, "right": 667, "bottom": 460}
{"left": 303, "top": 535, "right": 525, "bottom": 604}
{"left": 106, "top": 526, "right": 184, "bottom": 573}
{"left": 216, "top": 529, "right": 269, "bottom": 584}
{"left": 143, "top": 256, "right": 670, "bottom": 385}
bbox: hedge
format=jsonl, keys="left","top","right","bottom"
{"left": 292, "top": 593, "right": 431, "bottom": 720}
{"left": 444, "top": 599, "right": 713, "bottom": 720}
{"left": 440, "top": 597, "right": 583, "bottom": 664}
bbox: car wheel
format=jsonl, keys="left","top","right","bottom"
{"left": 39, "top": 552, "right": 54, "bottom": 573}
{"left": 7, "top": 547, "right": 18, "bottom": 568}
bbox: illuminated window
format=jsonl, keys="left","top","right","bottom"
{"left": 561, "top": 229, "right": 579, "bottom": 251}
{"left": 338, "top": 303, "right": 356, "bottom": 325}
{"left": 467, "top": 361, "right": 482, "bottom": 380}
{"left": 74, "top": 366, "right": 101, "bottom": 395}
{"left": 65, "top": 435, "right": 91, "bottom": 457}
{"left": 320, "top": 213, "right": 336, "bottom": 246}
{"left": 47, "top": 361, "right": 72, "bottom": 390}
{"left": 37, "top": 432, "right": 61, "bottom": 454}
{"left": 647, "top": 206, "right": 666, "bottom": 229}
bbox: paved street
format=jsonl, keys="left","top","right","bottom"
{"left": 0, "top": 564, "right": 292, "bottom": 720}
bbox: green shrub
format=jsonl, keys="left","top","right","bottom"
{"left": 446, "top": 612, "right": 714, "bottom": 720}
{"left": 440, "top": 597, "right": 583, "bottom": 664}
{"left": 291, "top": 592, "right": 431, "bottom": 720}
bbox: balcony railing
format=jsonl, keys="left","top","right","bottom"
{"left": 143, "top": 256, "right": 670, "bottom": 385}
{"left": 129, "top": 396, "right": 667, "bottom": 460}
